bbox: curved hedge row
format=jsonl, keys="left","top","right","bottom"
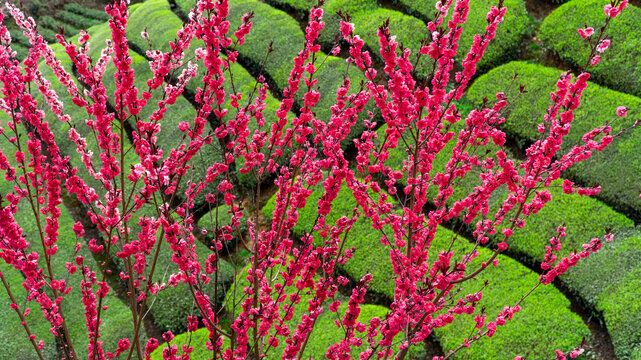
{"left": 318, "top": 0, "right": 430, "bottom": 77}
{"left": 256, "top": 0, "right": 530, "bottom": 74}
{"left": 56, "top": 10, "right": 104, "bottom": 30}
{"left": 540, "top": 0, "right": 641, "bottom": 96}
{"left": 127, "top": 0, "right": 300, "bottom": 193}
{"left": 375, "top": 100, "right": 638, "bottom": 357}
{"left": 151, "top": 282, "right": 396, "bottom": 360}
{"left": 467, "top": 61, "right": 641, "bottom": 222}
{"left": 175, "top": 0, "right": 372, "bottom": 149}
{"left": 150, "top": 241, "right": 235, "bottom": 334}
{"left": 0, "top": 127, "right": 135, "bottom": 359}
{"left": 261, "top": 184, "right": 589, "bottom": 359}
{"left": 14, "top": 26, "right": 235, "bottom": 354}
{"left": 376, "top": 119, "right": 633, "bottom": 261}
{"left": 566, "top": 228, "right": 641, "bottom": 359}
{"left": 0, "top": 122, "right": 59, "bottom": 359}
{"left": 430, "top": 226, "right": 588, "bottom": 360}
{"left": 220, "top": 262, "right": 405, "bottom": 359}
{"left": 63, "top": 3, "right": 112, "bottom": 21}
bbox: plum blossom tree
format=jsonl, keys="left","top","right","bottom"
{"left": 0, "top": 0, "right": 636, "bottom": 359}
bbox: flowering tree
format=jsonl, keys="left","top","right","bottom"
{"left": 0, "top": 0, "right": 636, "bottom": 359}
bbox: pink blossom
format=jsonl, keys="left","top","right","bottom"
{"left": 616, "top": 106, "right": 629, "bottom": 117}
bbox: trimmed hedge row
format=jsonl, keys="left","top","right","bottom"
{"left": 566, "top": 228, "right": 641, "bottom": 359}
{"left": 0, "top": 121, "right": 59, "bottom": 359}
{"left": 430, "top": 226, "right": 588, "bottom": 359}
{"left": 30, "top": 42, "right": 140, "bottom": 194}
{"left": 390, "top": 0, "right": 530, "bottom": 72}
{"left": 175, "top": 0, "right": 373, "bottom": 149}
{"left": 150, "top": 240, "right": 235, "bottom": 334}
{"left": 375, "top": 117, "right": 638, "bottom": 357}
{"left": 150, "top": 277, "right": 396, "bottom": 360}
{"left": 296, "top": 0, "right": 430, "bottom": 77}
{"left": 261, "top": 184, "right": 589, "bottom": 358}
{"left": 0, "top": 128, "right": 135, "bottom": 359}
{"left": 63, "top": 3, "right": 112, "bottom": 21}
{"left": 467, "top": 61, "right": 641, "bottom": 222}
{"left": 540, "top": 0, "right": 641, "bottom": 97}
{"left": 84, "top": 21, "right": 228, "bottom": 205}
{"left": 221, "top": 262, "right": 407, "bottom": 359}
{"left": 126, "top": 0, "right": 298, "bottom": 194}
{"left": 39, "top": 15, "right": 80, "bottom": 36}
{"left": 9, "top": 29, "right": 30, "bottom": 47}
{"left": 55, "top": 10, "right": 104, "bottom": 30}
{"left": 227, "top": 0, "right": 372, "bottom": 149}
{"left": 376, "top": 117, "right": 633, "bottom": 261}
{"left": 15, "top": 35, "right": 237, "bottom": 349}
{"left": 257, "top": 0, "right": 530, "bottom": 74}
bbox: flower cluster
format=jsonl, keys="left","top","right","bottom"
{"left": 0, "top": 0, "right": 635, "bottom": 359}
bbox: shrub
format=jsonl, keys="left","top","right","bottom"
{"left": 263, "top": 184, "right": 590, "bottom": 358}
{"left": 0, "top": 1, "right": 635, "bottom": 360}
{"left": 468, "top": 61, "right": 641, "bottom": 222}
{"left": 176, "top": 0, "right": 372, "bottom": 149}
{"left": 55, "top": 10, "right": 103, "bottom": 29}
{"left": 63, "top": 3, "right": 111, "bottom": 21}
{"left": 540, "top": 0, "right": 641, "bottom": 96}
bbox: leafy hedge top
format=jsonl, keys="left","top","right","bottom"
{"left": 175, "top": 0, "right": 374, "bottom": 149}
{"left": 430, "top": 229, "right": 588, "bottom": 360}
{"left": 257, "top": 0, "right": 530, "bottom": 73}
{"left": 540, "top": 0, "right": 641, "bottom": 96}
{"left": 373, "top": 119, "right": 636, "bottom": 357}
{"left": 375, "top": 119, "right": 633, "bottom": 263}
{"left": 468, "top": 61, "right": 641, "bottom": 222}
{"left": 127, "top": 0, "right": 305, "bottom": 194}
{"left": 261, "top": 183, "right": 588, "bottom": 358}
{"left": 566, "top": 228, "right": 641, "bottom": 359}
{"left": 0, "top": 125, "right": 135, "bottom": 360}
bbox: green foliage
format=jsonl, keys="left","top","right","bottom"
{"left": 63, "top": 3, "right": 111, "bottom": 21}
{"left": 29, "top": 0, "right": 45, "bottom": 18}
{"left": 226, "top": 0, "right": 372, "bottom": 149}
{"left": 467, "top": 61, "right": 641, "bottom": 222}
{"left": 197, "top": 204, "right": 249, "bottom": 248}
{"left": 127, "top": 0, "right": 300, "bottom": 193}
{"left": 376, "top": 93, "right": 635, "bottom": 357}
{"left": 10, "top": 42, "right": 29, "bottom": 60}
{"left": 175, "top": 0, "right": 197, "bottom": 15}
{"left": 170, "top": 0, "right": 374, "bottom": 149}
{"left": 9, "top": 29, "right": 30, "bottom": 47}
{"left": 318, "top": 0, "right": 530, "bottom": 73}
{"left": 55, "top": 10, "right": 104, "bottom": 30}
{"left": 39, "top": 15, "right": 80, "bottom": 35}
{"left": 260, "top": 186, "right": 399, "bottom": 301}
{"left": 567, "top": 228, "right": 641, "bottom": 359}
{"left": 540, "top": 0, "right": 641, "bottom": 96}
{"left": 497, "top": 182, "right": 633, "bottom": 262}
{"left": 263, "top": 0, "right": 316, "bottom": 20}
{"left": 221, "top": 262, "right": 402, "bottom": 360}
{"left": 0, "top": 131, "right": 134, "bottom": 359}
{"left": 126, "top": 0, "right": 186, "bottom": 54}
{"left": 150, "top": 243, "right": 235, "bottom": 334}
{"left": 430, "top": 234, "right": 588, "bottom": 359}
{"left": 319, "top": 0, "right": 431, "bottom": 75}
{"left": 262, "top": 183, "right": 589, "bottom": 358}
{"left": 599, "top": 265, "right": 641, "bottom": 359}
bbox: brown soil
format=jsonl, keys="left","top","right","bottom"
{"left": 524, "top": 0, "right": 560, "bottom": 21}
